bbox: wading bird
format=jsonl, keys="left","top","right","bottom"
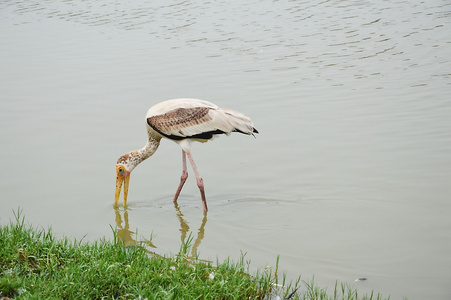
{"left": 115, "top": 98, "right": 258, "bottom": 212}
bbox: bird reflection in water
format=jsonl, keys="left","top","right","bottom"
{"left": 174, "top": 203, "right": 208, "bottom": 262}
{"left": 113, "top": 204, "right": 208, "bottom": 262}
{"left": 114, "top": 207, "right": 158, "bottom": 251}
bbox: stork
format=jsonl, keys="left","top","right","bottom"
{"left": 114, "top": 98, "right": 258, "bottom": 212}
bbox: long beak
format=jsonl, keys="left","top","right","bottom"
{"left": 115, "top": 173, "right": 130, "bottom": 207}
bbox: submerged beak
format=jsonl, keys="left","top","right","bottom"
{"left": 115, "top": 168, "right": 130, "bottom": 207}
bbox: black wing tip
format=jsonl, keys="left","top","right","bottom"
{"left": 234, "top": 127, "right": 259, "bottom": 139}
{"left": 155, "top": 129, "right": 227, "bottom": 141}
{"left": 233, "top": 127, "right": 259, "bottom": 136}
{"left": 190, "top": 129, "right": 226, "bottom": 140}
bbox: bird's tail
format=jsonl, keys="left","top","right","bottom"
{"left": 214, "top": 107, "right": 259, "bottom": 136}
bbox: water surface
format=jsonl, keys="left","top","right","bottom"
{"left": 1, "top": 1, "right": 451, "bottom": 299}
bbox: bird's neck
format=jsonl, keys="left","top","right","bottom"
{"left": 139, "top": 137, "right": 160, "bottom": 161}
{"left": 122, "top": 133, "right": 161, "bottom": 172}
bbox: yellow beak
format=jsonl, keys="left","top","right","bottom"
{"left": 115, "top": 169, "right": 130, "bottom": 207}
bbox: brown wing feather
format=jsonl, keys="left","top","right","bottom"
{"left": 147, "top": 105, "right": 258, "bottom": 141}
{"left": 147, "top": 107, "right": 214, "bottom": 138}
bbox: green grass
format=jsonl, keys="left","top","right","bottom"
{"left": 0, "top": 210, "right": 391, "bottom": 300}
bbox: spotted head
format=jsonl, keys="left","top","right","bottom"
{"left": 114, "top": 138, "right": 160, "bottom": 207}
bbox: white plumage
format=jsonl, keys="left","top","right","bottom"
{"left": 115, "top": 98, "right": 258, "bottom": 212}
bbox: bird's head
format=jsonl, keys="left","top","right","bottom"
{"left": 114, "top": 144, "right": 156, "bottom": 207}
{"left": 115, "top": 154, "right": 135, "bottom": 207}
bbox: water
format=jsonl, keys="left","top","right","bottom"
{"left": 1, "top": 1, "right": 451, "bottom": 299}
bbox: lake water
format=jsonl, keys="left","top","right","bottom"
{"left": 1, "top": 1, "right": 450, "bottom": 299}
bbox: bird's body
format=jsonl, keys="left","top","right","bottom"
{"left": 115, "top": 98, "right": 258, "bottom": 211}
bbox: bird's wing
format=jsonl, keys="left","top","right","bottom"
{"left": 146, "top": 98, "right": 217, "bottom": 117}
{"left": 147, "top": 106, "right": 256, "bottom": 140}
{"left": 147, "top": 107, "right": 218, "bottom": 139}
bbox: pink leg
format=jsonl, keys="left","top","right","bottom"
{"left": 186, "top": 151, "right": 208, "bottom": 212}
{"left": 173, "top": 150, "right": 188, "bottom": 203}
